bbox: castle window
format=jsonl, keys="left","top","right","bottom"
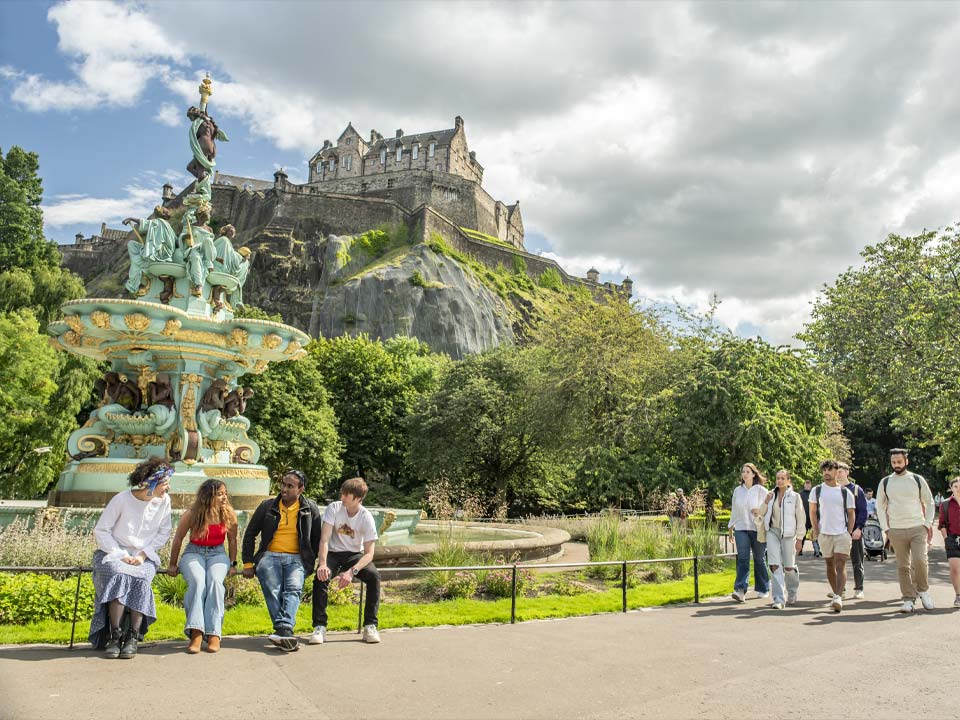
{"left": 361, "top": 183, "right": 368, "bottom": 193}
{"left": 344, "top": 155, "right": 352, "bottom": 170}
{"left": 380, "top": 148, "right": 387, "bottom": 165}
{"left": 387, "top": 179, "right": 395, "bottom": 189}
{"left": 412, "top": 143, "right": 419, "bottom": 159}
{"left": 329, "top": 157, "right": 336, "bottom": 172}
{"left": 428, "top": 142, "right": 436, "bottom": 158}
{"left": 316, "top": 163, "right": 323, "bottom": 175}
{"left": 396, "top": 144, "right": 403, "bottom": 162}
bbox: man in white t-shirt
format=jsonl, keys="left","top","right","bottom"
{"left": 307, "top": 477, "right": 381, "bottom": 644}
{"left": 809, "top": 459, "right": 855, "bottom": 612}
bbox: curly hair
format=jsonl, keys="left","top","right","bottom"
{"left": 188, "top": 479, "right": 237, "bottom": 540}
{"left": 128, "top": 456, "right": 173, "bottom": 487}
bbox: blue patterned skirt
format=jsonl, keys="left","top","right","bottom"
{"left": 88, "top": 549, "right": 158, "bottom": 648}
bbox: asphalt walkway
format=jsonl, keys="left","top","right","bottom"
{"left": 0, "top": 544, "right": 955, "bottom": 720}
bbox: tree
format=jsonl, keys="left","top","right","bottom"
{"left": 406, "top": 347, "right": 570, "bottom": 515}
{"left": 312, "top": 334, "right": 449, "bottom": 485}
{"left": 243, "top": 347, "right": 344, "bottom": 499}
{"left": 803, "top": 227, "right": 960, "bottom": 468}
{"left": 669, "top": 335, "right": 839, "bottom": 502}
{"left": 0, "top": 146, "right": 60, "bottom": 272}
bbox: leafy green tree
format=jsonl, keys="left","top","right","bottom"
{"left": 243, "top": 347, "right": 344, "bottom": 499}
{"left": 803, "top": 227, "right": 960, "bottom": 468}
{"left": 669, "top": 335, "right": 838, "bottom": 502}
{"left": 406, "top": 347, "right": 570, "bottom": 515}
{"left": 312, "top": 334, "right": 449, "bottom": 485}
{"left": 0, "top": 147, "right": 60, "bottom": 272}
{"left": 0, "top": 265, "right": 86, "bottom": 327}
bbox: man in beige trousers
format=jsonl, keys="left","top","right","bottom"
{"left": 876, "top": 448, "right": 936, "bottom": 613}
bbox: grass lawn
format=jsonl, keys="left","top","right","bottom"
{"left": 0, "top": 566, "right": 734, "bottom": 645}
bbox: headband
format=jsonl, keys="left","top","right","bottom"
{"left": 141, "top": 465, "right": 174, "bottom": 496}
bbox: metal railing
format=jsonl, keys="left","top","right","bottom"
{"left": 0, "top": 552, "right": 735, "bottom": 647}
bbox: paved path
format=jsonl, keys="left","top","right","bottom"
{"left": 1, "top": 545, "right": 955, "bottom": 720}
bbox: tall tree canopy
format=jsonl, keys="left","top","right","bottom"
{"left": 803, "top": 228, "right": 960, "bottom": 468}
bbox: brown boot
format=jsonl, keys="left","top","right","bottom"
{"left": 206, "top": 635, "right": 221, "bottom": 653}
{"left": 187, "top": 629, "right": 203, "bottom": 654}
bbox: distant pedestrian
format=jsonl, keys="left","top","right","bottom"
{"left": 670, "top": 489, "right": 689, "bottom": 526}
{"left": 877, "top": 448, "right": 936, "bottom": 613}
{"left": 798, "top": 480, "right": 820, "bottom": 557}
{"left": 938, "top": 477, "right": 960, "bottom": 608}
{"left": 866, "top": 489, "right": 877, "bottom": 518}
{"left": 728, "top": 463, "right": 770, "bottom": 603}
{"left": 809, "top": 460, "right": 855, "bottom": 613}
{"left": 760, "top": 469, "right": 806, "bottom": 608}
{"left": 836, "top": 462, "right": 868, "bottom": 599}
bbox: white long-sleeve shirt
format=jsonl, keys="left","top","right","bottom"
{"left": 728, "top": 483, "right": 767, "bottom": 531}
{"left": 93, "top": 489, "right": 172, "bottom": 565}
{"left": 876, "top": 471, "right": 935, "bottom": 531}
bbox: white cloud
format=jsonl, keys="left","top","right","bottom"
{"left": 155, "top": 102, "right": 181, "bottom": 127}
{"left": 43, "top": 184, "right": 159, "bottom": 228}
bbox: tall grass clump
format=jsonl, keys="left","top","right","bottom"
{"left": 420, "top": 534, "right": 488, "bottom": 599}
{"left": 0, "top": 518, "right": 98, "bottom": 570}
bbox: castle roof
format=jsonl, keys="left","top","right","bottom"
{"left": 363, "top": 126, "right": 458, "bottom": 156}
{"left": 214, "top": 172, "right": 273, "bottom": 191}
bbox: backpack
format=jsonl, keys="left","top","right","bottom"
{"left": 812, "top": 484, "right": 854, "bottom": 527}
{"left": 881, "top": 473, "right": 923, "bottom": 500}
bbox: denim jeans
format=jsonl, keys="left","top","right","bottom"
{"left": 765, "top": 528, "right": 799, "bottom": 604}
{"left": 255, "top": 551, "right": 305, "bottom": 632}
{"left": 733, "top": 529, "right": 769, "bottom": 593}
{"left": 312, "top": 551, "right": 381, "bottom": 628}
{"left": 180, "top": 543, "right": 229, "bottom": 638}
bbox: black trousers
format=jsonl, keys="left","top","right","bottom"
{"left": 312, "top": 551, "right": 380, "bottom": 628}
{"left": 847, "top": 536, "right": 865, "bottom": 591}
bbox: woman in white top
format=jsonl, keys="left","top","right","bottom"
{"left": 760, "top": 470, "right": 806, "bottom": 609}
{"left": 727, "top": 463, "right": 770, "bottom": 602}
{"left": 89, "top": 457, "right": 173, "bottom": 659}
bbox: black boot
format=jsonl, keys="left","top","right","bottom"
{"left": 119, "top": 629, "right": 139, "bottom": 659}
{"left": 104, "top": 627, "right": 123, "bottom": 659}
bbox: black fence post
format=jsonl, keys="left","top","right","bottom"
{"left": 357, "top": 582, "right": 364, "bottom": 633}
{"left": 693, "top": 556, "right": 700, "bottom": 604}
{"left": 69, "top": 570, "right": 82, "bottom": 650}
{"left": 621, "top": 561, "right": 628, "bottom": 612}
{"left": 510, "top": 565, "right": 517, "bottom": 624}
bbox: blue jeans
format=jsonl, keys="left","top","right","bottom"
{"left": 179, "top": 543, "right": 229, "bottom": 638}
{"left": 733, "top": 529, "right": 769, "bottom": 593}
{"left": 255, "top": 551, "right": 304, "bottom": 632}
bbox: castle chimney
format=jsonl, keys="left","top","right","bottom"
{"left": 469, "top": 151, "right": 476, "bottom": 162}
{"left": 322, "top": 140, "right": 331, "bottom": 150}
{"left": 370, "top": 129, "right": 381, "bottom": 143}
{"left": 162, "top": 183, "right": 174, "bottom": 202}
{"left": 587, "top": 268, "right": 600, "bottom": 283}
{"left": 395, "top": 129, "right": 403, "bottom": 138}
{"left": 454, "top": 115, "right": 464, "bottom": 130}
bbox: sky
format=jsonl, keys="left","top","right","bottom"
{"left": 3, "top": 1, "right": 960, "bottom": 344}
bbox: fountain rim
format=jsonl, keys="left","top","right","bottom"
{"left": 375, "top": 520, "right": 571, "bottom": 561}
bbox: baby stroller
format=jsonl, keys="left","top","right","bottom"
{"left": 863, "top": 514, "right": 886, "bottom": 561}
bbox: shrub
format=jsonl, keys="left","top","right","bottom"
{"left": 409, "top": 270, "right": 427, "bottom": 288}
{"left": 436, "top": 571, "right": 479, "bottom": 600}
{"left": 537, "top": 268, "right": 563, "bottom": 291}
{"left": 153, "top": 573, "right": 187, "bottom": 608}
{"left": 480, "top": 569, "right": 533, "bottom": 598}
{"left": 0, "top": 572, "right": 96, "bottom": 624}
{"left": 327, "top": 582, "right": 355, "bottom": 606}
{"left": 0, "top": 518, "right": 97, "bottom": 569}
{"left": 227, "top": 576, "right": 264, "bottom": 606}
{"left": 551, "top": 575, "right": 591, "bottom": 596}
{"left": 512, "top": 255, "right": 527, "bottom": 275}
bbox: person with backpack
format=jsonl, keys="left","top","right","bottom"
{"left": 836, "top": 462, "right": 868, "bottom": 599}
{"left": 759, "top": 469, "right": 806, "bottom": 609}
{"left": 809, "top": 459, "right": 855, "bottom": 612}
{"left": 798, "top": 480, "right": 820, "bottom": 558}
{"left": 938, "top": 477, "right": 960, "bottom": 608}
{"left": 878, "top": 448, "right": 936, "bottom": 613}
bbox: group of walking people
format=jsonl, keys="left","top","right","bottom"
{"left": 728, "top": 448, "right": 957, "bottom": 614}
{"left": 87, "top": 457, "right": 382, "bottom": 658}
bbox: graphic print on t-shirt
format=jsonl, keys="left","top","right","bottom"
{"left": 337, "top": 523, "right": 356, "bottom": 538}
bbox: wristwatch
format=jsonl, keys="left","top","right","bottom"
{"left": 230, "top": 561, "right": 238, "bottom": 568}
{"left": 351, "top": 567, "right": 360, "bottom": 577}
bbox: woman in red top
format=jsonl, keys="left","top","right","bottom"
{"left": 938, "top": 476, "right": 960, "bottom": 608}
{"left": 167, "top": 480, "right": 238, "bottom": 653}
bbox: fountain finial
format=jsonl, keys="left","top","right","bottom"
{"left": 198, "top": 73, "right": 213, "bottom": 113}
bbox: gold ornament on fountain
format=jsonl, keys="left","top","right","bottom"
{"left": 199, "top": 74, "right": 213, "bottom": 113}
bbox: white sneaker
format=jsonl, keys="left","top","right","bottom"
{"left": 307, "top": 625, "right": 326, "bottom": 645}
{"left": 918, "top": 591, "right": 935, "bottom": 610}
{"left": 731, "top": 590, "right": 745, "bottom": 603}
{"left": 770, "top": 602, "right": 784, "bottom": 610}
{"left": 853, "top": 590, "right": 864, "bottom": 600}
{"left": 362, "top": 625, "right": 380, "bottom": 644}
{"left": 899, "top": 599, "right": 915, "bottom": 613}
{"left": 831, "top": 594, "right": 843, "bottom": 612}
{"left": 756, "top": 591, "right": 769, "bottom": 599}
{"left": 953, "top": 596, "right": 960, "bottom": 609}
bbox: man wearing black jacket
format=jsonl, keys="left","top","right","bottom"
{"left": 242, "top": 470, "right": 322, "bottom": 651}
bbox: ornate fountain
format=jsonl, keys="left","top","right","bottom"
{"left": 46, "top": 77, "right": 309, "bottom": 510}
